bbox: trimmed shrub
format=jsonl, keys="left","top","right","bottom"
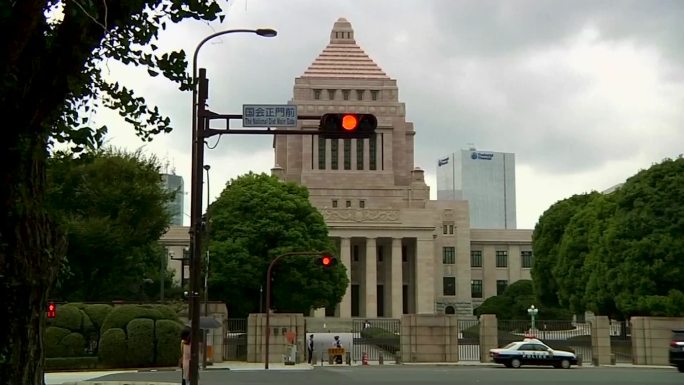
{"left": 155, "top": 319, "right": 183, "bottom": 366}
{"left": 61, "top": 332, "right": 87, "bottom": 357}
{"left": 101, "top": 305, "right": 162, "bottom": 333}
{"left": 53, "top": 304, "right": 82, "bottom": 331}
{"left": 45, "top": 357, "right": 98, "bottom": 371}
{"left": 83, "top": 304, "right": 113, "bottom": 332}
{"left": 45, "top": 327, "right": 71, "bottom": 358}
{"left": 153, "top": 305, "right": 179, "bottom": 321}
{"left": 99, "top": 328, "right": 127, "bottom": 367}
{"left": 360, "top": 327, "right": 399, "bottom": 354}
{"left": 126, "top": 318, "right": 155, "bottom": 367}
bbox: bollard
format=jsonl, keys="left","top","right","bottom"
{"left": 328, "top": 354, "right": 334, "bottom": 365}
{"left": 577, "top": 354, "right": 582, "bottom": 366}
{"left": 395, "top": 351, "right": 402, "bottom": 364}
{"left": 362, "top": 352, "right": 369, "bottom": 366}
{"left": 379, "top": 354, "right": 384, "bottom": 365}
{"left": 346, "top": 352, "right": 351, "bottom": 366}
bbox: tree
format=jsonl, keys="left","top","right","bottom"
{"left": 475, "top": 280, "right": 572, "bottom": 320}
{"left": 531, "top": 193, "right": 599, "bottom": 307}
{"left": 47, "top": 149, "right": 174, "bottom": 301}
{"left": 586, "top": 157, "right": 684, "bottom": 317}
{"left": 1, "top": 2, "right": 224, "bottom": 383}
{"left": 207, "top": 173, "right": 349, "bottom": 317}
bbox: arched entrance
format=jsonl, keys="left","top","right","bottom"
{"left": 445, "top": 305, "right": 455, "bottom": 315}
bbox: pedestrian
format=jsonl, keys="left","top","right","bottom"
{"left": 180, "top": 327, "right": 191, "bottom": 385}
{"left": 332, "top": 335, "right": 343, "bottom": 364}
{"left": 307, "top": 334, "right": 314, "bottom": 364}
{"left": 363, "top": 319, "right": 371, "bottom": 329}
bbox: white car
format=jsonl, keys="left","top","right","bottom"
{"left": 489, "top": 338, "right": 577, "bottom": 369}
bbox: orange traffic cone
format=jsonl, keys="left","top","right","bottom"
{"left": 362, "top": 352, "right": 368, "bottom": 365}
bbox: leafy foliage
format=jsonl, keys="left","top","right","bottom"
{"left": 208, "top": 173, "right": 349, "bottom": 317}
{"left": 47, "top": 149, "right": 175, "bottom": 301}
{"left": 99, "top": 328, "right": 128, "bottom": 368}
{"left": 126, "top": 319, "right": 155, "bottom": 366}
{"left": 475, "top": 280, "right": 572, "bottom": 320}
{"left": 101, "top": 305, "right": 164, "bottom": 333}
{"left": 155, "top": 319, "right": 183, "bottom": 366}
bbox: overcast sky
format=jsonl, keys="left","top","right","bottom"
{"left": 96, "top": 0, "right": 684, "bottom": 229}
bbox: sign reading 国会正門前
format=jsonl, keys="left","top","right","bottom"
{"left": 242, "top": 104, "right": 297, "bottom": 127}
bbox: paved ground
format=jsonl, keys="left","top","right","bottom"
{"left": 47, "top": 363, "right": 683, "bottom": 385}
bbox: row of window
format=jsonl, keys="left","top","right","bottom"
{"left": 313, "top": 88, "right": 380, "bottom": 101}
{"left": 442, "top": 248, "right": 533, "bottom": 268}
{"left": 332, "top": 199, "right": 365, "bottom": 208}
{"left": 442, "top": 277, "right": 509, "bottom": 298}
{"left": 318, "top": 136, "right": 377, "bottom": 170}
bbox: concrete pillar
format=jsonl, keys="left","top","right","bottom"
{"left": 365, "top": 238, "right": 377, "bottom": 317}
{"left": 390, "top": 238, "right": 403, "bottom": 317}
{"left": 479, "top": 314, "right": 498, "bottom": 362}
{"left": 414, "top": 237, "right": 434, "bottom": 314}
{"left": 591, "top": 316, "right": 611, "bottom": 366}
{"left": 339, "top": 237, "right": 352, "bottom": 318}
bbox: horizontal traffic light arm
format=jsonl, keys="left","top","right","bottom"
{"left": 200, "top": 111, "right": 327, "bottom": 138}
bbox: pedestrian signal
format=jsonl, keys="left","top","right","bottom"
{"left": 319, "top": 113, "right": 377, "bottom": 139}
{"left": 47, "top": 302, "right": 56, "bottom": 318}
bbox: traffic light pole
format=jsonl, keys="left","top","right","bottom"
{"left": 264, "top": 251, "right": 331, "bottom": 370}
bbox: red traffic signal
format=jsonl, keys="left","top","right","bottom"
{"left": 47, "top": 302, "right": 56, "bottom": 318}
{"left": 319, "top": 113, "right": 377, "bottom": 139}
{"left": 317, "top": 255, "right": 337, "bottom": 267}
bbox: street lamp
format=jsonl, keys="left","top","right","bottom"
{"left": 527, "top": 305, "right": 539, "bottom": 336}
{"left": 188, "top": 28, "right": 276, "bottom": 385}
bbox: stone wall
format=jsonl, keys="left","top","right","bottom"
{"left": 247, "top": 314, "right": 306, "bottom": 364}
{"left": 400, "top": 314, "right": 458, "bottom": 362}
{"left": 631, "top": 316, "right": 684, "bottom": 365}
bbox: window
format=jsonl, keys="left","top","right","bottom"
{"left": 442, "top": 247, "right": 455, "bottom": 264}
{"left": 449, "top": 224, "right": 454, "bottom": 234}
{"left": 353, "top": 245, "right": 359, "bottom": 262}
{"left": 377, "top": 246, "right": 383, "bottom": 262}
{"left": 371, "top": 90, "right": 379, "bottom": 101}
{"left": 342, "top": 89, "right": 350, "bottom": 100}
{"left": 443, "top": 225, "right": 448, "bottom": 234}
{"left": 443, "top": 277, "right": 456, "bottom": 296}
{"left": 496, "top": 250, "right": 508, "bottom": 268}
{"left": 331, "top": 139, "right": 338, "bottom": 169}
{"left": 345, "top": 200, "right": 352, "bottom": 208}
{"left": 327, "top": 89, "right": 336, "bottom": 100}
{"left": 470, "top": 250, "right": 482, "bottom": 268}
{"left": 471, "top": 280, "right": 483, "bottom": 298}
{"left": 343, "top": 139, "right": 351, "bottom": 170}
{"left": 356, "top": 139, "right": 364, "bottom": 170}
{"left": 356, "top": 90, "right": 364, "bottom": 100}
{"left": 402, "top": 245, "right": 408, "bottom": 262}
{"left": 313, "top": 89, "right": 321, "bottom": 100}
{"left": 496, "top": 280, "right": 508, "bottom": 295}
{"left": 318, "top": 137, "right": 326, "bottom": 169}
{"left": 359, "top": 200, "right": 365, "bottom": 208}
{"left": 521, "top": 250, "right": 533, "bottom": 268}
{"left": 332, "top": 200, "right": 338, "bottom": 208}
{"left": 369, "top": 135, "right": 377, "bottom": 170}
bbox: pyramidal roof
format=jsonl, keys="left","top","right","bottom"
{"left": 301, "top": 18, "right": 389, "bottom": 80}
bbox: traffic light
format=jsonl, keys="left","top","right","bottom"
{"left": 47, "top": 302, "right": 56, "bottom": 318}
{"left": 317, "top": 254, "right": 337, "bottom": 267}
{"left": 319, "top": 113, "right": 377, "bottom": 139}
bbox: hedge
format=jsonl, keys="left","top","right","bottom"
{"left": 45, "top": 327, "right": 71, "bottom": 358}
{"left": 83, "top": 304, "right": 113, "bottom": 332}
{"left": 126, "top": 318, "right": 155, "bottom": 367}
{"left": 101, "top": 305, "right": 163, "bottom": 333}
{"left": 155, "top": 319, "right": 183, "bottom": 366}
{"left": 360, "top": 327, "right": 400, "bottom": 354}
{"left": 45, "top": 357, "right": 98, "bottom": 371}
{"left": 99, "top": 328, "right": 127, "bottom": 367}
{"left": 61, "top": 332, "right": 87, "bottom": 357}
{"left": 152, "top": 305, "right": 179, "bottom": 321}
{"left": 52, "top": 304, "right": 82, "bottom": 331}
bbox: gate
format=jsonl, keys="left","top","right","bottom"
{"left": 223, "top": 318, "right": 247, "bottom": 361}
{"left": 352, "top": 318, "right": 400, "bottom": 361}
{"left": 457, "top": 319, "right": 480, "bottom": 361}
{"left": 498, "top": 320, "right": 592, "bottom": 364}
{"left": 610, "top": 320, "right": 632, "bottom": 363}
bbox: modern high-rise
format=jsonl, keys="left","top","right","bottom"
{"left": 160, "top": 173, "right": 184, "bottom": 226}
{"left": 436, "top": 148, "right": 516, "bottom": 229}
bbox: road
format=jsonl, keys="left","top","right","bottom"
{"left": 83, "top": 365, "right": 682, "bottom": 385}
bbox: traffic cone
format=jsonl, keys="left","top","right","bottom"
{"left": 362, "top": 352, "right": 368, "bottom": 365}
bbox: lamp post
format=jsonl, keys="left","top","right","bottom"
{"left": 203, "top": 164, "right": 210, "bottom": 317}
{"left": 527, "top": 305, "right": 538, "bottom": 336}
{"left": 188, "top": 28, "right": 276, "bottom": 385}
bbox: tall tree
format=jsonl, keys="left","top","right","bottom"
{"left": 531, "top": 193, "right": 599, "bottom": 307}
{"left": 47, "top": 149, "right": 174, "bottom": 301}
{"left": 0, "top": 2, "right": 224, "bottom": 383}
{"left": 207, "top": 173, "right": 349, "bottom": 318}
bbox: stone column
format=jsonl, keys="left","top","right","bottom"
{"left": 365, "top": 238, "right": 377, "bottom": 317}
{"left": 479, "top": 314, "right": 498, "bottom": 362}
{"left": 414, "top": 237, "right": 434, "bottom": 314}
{"left": 591, "top": 316, "right": 611, "bottom": 366}
{"left": 390, "top": 238, "right": 403, "bottom": 317}
{"left": 339, "top": 237, "right": 352, "bottom": 318}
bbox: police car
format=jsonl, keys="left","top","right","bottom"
{"left": 489, "top": 338, "right": 577, "bottom": 369}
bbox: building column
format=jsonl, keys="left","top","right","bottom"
{"left": 390, "top": 238, "right": 403, "bottom": 317}
{"left": 339, "top": 237, "right": 352, "bottom": 318}
{"left": 415, "top": 237, "right": 434, "bottom": 314}
{"left": 364, "top": 238, "right": 377, "bottom": 317}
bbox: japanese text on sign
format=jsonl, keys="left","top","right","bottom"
{"left": 243, "top": 104, "right": 297, "bottom": 127}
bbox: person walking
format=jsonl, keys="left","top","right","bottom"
{"left": 307, "top": 334, "right": 315, "bottom": 364}
{"left": 180, "top": 327, "right": 191, "bottom": 385}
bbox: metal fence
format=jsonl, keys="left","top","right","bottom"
{"left": 351, "top": 318, "right": 400, "bottom": 361}
{"left": 457, "top": 319, "right": 480, "bottom": 361}
{"left": 223, "top": 318, "right": 248, "bottom": 361}
{"left": 610, "top": 320, "right": 632, "bottom": 363}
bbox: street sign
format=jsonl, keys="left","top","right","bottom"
{"left": 242, "top": 104, "right": 297, "bottom": 127}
